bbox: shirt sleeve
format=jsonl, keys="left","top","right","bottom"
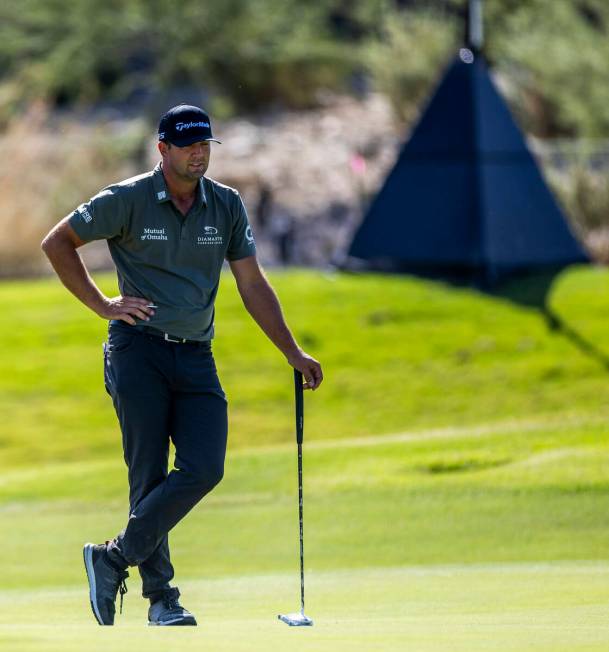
{"left": 68, "top": 186, "right": 128, "bottom": 242}
{"left": 225, "top": 192, "right": 257, "bottom": 261}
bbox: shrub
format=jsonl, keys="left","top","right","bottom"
{"left": 0, "top": 104, "right": 147, "bottom": 276}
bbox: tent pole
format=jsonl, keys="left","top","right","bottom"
{"left": 467, "top": 0, "right": 484, "bottom": 53}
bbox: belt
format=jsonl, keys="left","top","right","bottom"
{"left": 139, "top": 325, "right": 210, "bottom": 346}
{"left": 110, "top": 321, "right": 209, "bottom": 346}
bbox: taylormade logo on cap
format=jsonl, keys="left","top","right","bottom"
{"left": 176, "top": 121, "right": 211, "bottom": 131}
{"left": 158, "top": 104, "right": 221, "bottom": 146}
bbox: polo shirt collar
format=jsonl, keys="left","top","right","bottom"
{"left": 197, "top": 177, "right": 208, "bottom": 208}
{"left": 153, "top": 163, "right": 208, "bottom": 208}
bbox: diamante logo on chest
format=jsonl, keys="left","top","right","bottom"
{"left": 197, "top": 235, "right": 223, "bottom": 245}
{"left": 197, "top": 227, "right": 223, "bottom": 245}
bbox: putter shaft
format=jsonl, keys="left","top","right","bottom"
{"left": 278, "top": 370, "right": 313, "bottom": 626}
{"left": 298, "top": 440, "right": 305, "bottom": 616}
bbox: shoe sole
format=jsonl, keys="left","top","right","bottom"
{"left": 148, "top": 617, "right": 197, "bottom": 626}
{"left": 83, "top": 543, "right": 105, "bottom": 626}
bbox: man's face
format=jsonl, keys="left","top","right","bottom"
{"left": 159, "top": 140, "right": 211, "bottom": 182}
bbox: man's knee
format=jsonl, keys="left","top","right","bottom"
{"left": 201, "top": 462, "right": 224, "bottom": 490}
{"left": 184, "top": 463, "right": 224, "bottom": 495}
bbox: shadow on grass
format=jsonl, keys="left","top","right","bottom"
{"left": 418, "top": 457, "right": 512, "bottom": 475}
{"left": 495, "top": 270, "right": 609, "bottom": 372}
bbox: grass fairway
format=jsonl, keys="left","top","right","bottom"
{"left": 1, "top": 267, "right": 609, "bottom": 650}
{"left": 1, "top": 564, "right": 608, "bottom": 652}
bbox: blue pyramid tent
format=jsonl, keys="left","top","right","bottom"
{"left": 347, "top": 52, "right": 587, "bottom": 286}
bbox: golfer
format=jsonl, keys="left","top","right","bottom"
{"left": 41, "top": 104, "right": 323, "bottom": 626}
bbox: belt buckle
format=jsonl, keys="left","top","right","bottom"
{"left": 164, "top": 333, "right": 185, "bottom": 344}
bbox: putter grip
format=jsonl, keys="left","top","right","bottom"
{"left": 294, "top": 369, "right": 304, "bottom": 444}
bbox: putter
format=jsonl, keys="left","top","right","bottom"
{"left": 278, "top": 369, "right": 313, "bottom": 627}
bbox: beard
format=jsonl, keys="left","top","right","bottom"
{"left": 182, "top": 161, "right": 207, "bottom": 180}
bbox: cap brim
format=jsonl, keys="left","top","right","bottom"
{"left": 165, "top": 135, "right": 222, "bottom": 147}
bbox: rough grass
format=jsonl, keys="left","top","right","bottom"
{"left": 2, "top": 265, "right": 609, "bottom": 467}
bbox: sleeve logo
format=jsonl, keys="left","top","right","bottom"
{"left": 78, "top": 205, "right": 93, "bottom": 223}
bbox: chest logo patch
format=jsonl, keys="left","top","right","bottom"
{"left": 197, "top": 226, "right": 223, "bottom": 245}
{"left": 198, "top": 227, "right": 223, "bottom": 245}
{"left": 141, "top": 227, "right": 168, "bottom": 241}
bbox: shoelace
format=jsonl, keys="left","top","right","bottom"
{"left": 118, "top": 576, "right": 128, "bottom": 614}
{"left": 162, "top": 595, "right": 180, "bottom": 612}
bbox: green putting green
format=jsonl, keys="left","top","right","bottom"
{"left": 1, "top": 268, "right": 608, "bottom": 649}
{"left": 0, "top": 564, "right": 607, "bottom": 651}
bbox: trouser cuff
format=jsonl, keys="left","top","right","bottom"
{"left": 105, "top": 539, "right": 130, "bottom": 570}
{"left": 147, "top": 587, "right": 180, "bottom": 605}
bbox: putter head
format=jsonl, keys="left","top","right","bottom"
{"left": 278, "top": 612, "right": 313, "bottom": 626}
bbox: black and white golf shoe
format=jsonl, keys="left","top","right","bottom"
{"left": 83, "top": 542, "right": 129, "bottom": 625}
{"left": 148, "top": 588, "right": 197, "bottom": 626}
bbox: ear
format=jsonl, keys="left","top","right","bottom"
{"left": 158, "top": 141, "right": 169, "bottom": 156}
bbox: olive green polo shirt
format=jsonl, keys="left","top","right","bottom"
{"left": 69, "top": 163, "right": 256, "bottom": 340}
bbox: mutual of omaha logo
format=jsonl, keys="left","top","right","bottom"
{"left": 198, "top": 226, "right": 222, "bottom": 245}
{"left": 141, "top": 227, "right": 168, "bottom": 241}
{"left": 78, "top": 205, "right": 93, "bottom": 223}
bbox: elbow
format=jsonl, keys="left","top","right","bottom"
{"left": 41, "top": 228, "right": 66, "bottom": 260}
{"left": 40, "top": 219, "right": 82, "bottom": 261}
{"left": 40, "top": 231, "right": 54, "bottom": 257}
{"left": 40, "top": 234, "right": 49, "bottom": 253}
{"left": 239, "top": 290, "right": 253, "bottom": 313}
{"left": 238, "top": 282, "right": 262, "bottom": 305}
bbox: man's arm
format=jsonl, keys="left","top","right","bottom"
{"left": 228, "top": 255, "right": 323, "bottom": 390}
{"left": 41, "top": 217, "right": 155, "bottom": 324}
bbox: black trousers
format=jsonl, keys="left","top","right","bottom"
{"left": 102, "top": 322, "right": 227, "bottom": 602}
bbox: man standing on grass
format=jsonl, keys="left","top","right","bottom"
{"left": 41, "top": 104, "right": 323, "bottom": 626}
